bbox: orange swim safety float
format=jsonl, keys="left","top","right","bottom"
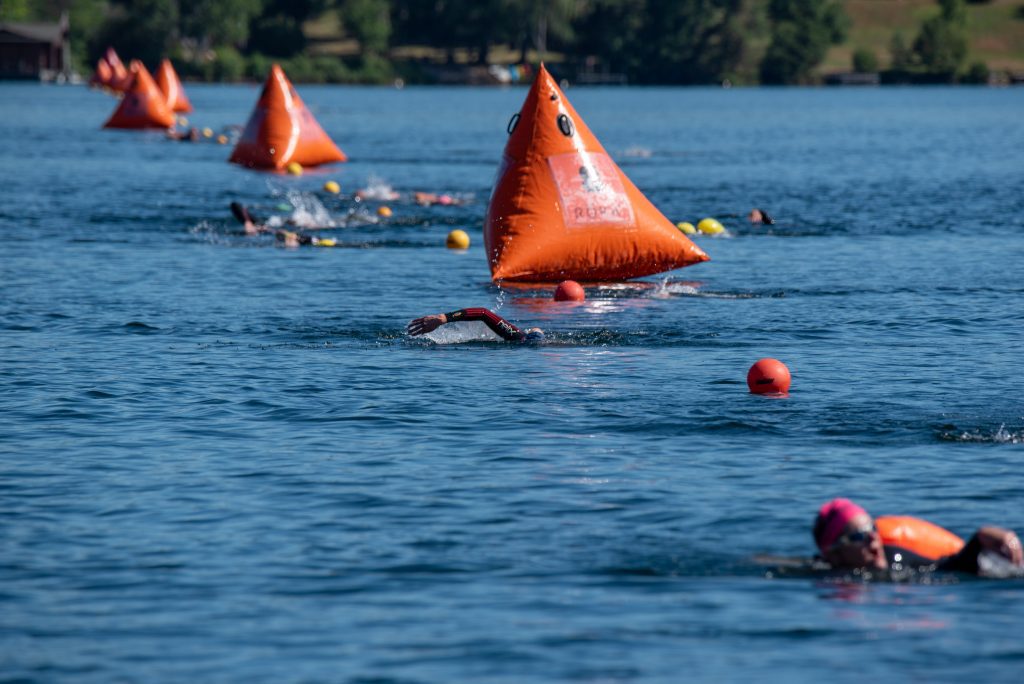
{"left": 484, "top": 64, "right": 708, "bottom": 282}
{"left": 876, "top": 515, "right": 965, "bottom": 561}
{"left": 229, "top": 64, "right": 347, "bottom": 171}
{"left": 156, "top": 58, "right": 193, "bottom": 114}
{"left": 103, "top": 61, "right": 176, "bottom": 130}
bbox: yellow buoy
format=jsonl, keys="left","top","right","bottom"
{"left": 216, "top": 134, "right": 228, "bottom": 145}
{"left": 286, "top": 161, "right": 303, "bottom": 176}
{"left": 377, "top": 206, "right": 392, "bottom": 217}
{"left": 676, "top": 221, "right": 696, "bottom": 235}
{"left": 697, "top": 218, "right": 725, "bottom": 235}
{"left": 324, "top": 180, "right": 340, "bottom": 194}
{"left": 446, "top": 229, "right": 470, "bottom": 249}
{"left": 315, "top": 238, "right": 337, "bottom": 247}
{"left": 178, "top": 116, "right": 189, "bottom": 127}
{"left": 202, "top": 127, "right": 213, "bottom": 138}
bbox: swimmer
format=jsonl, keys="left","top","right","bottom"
{"left": 229, "top": 202, "right": 335, "bottom": 246}
{"left": 230, "top": 201, "right": 265, "bottom": 236}
{"left": 167, "top": 127, "right": 200, "bottom": 142}
{"left": 413, "top": 192, "right": 465, "bottom": 207}
{"left": 748, "top": 208, "right": 775, "bottom": 225}
{"left": 407, "top": 308, "right": 544, "bottom": 342}
{"left": 354, "top": 186, "right": 400, "bottom": 202}
{"left": 813, "top": 498, "right": 1022, "bottom": 576}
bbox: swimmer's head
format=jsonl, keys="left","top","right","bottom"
{"left": 749, "top": 208, "right": 775, "bottom": 225}
{"left": 814, "top": 498, "right": 885, "bottom": 570}
{"left": 525, "top": 327, "right": 545, "bottom": 342}
{"left": 814, "top": 499, "right": 867, "bottom": 552}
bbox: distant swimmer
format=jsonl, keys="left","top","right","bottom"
{"left": 747, "top": 208, "right": 775, "bottom": 225}
{"left": 230, "top": 201, "right": 266, "bottom": 236}
{"left": 413, "top": 192, "right": 466, "bottom": 207}
{"left": 229, "top": 202, "right": 336, "bottom": 247}
{"left": 167, "top": 127, "right": 201, "bottom": 142}
{"left": 407, "top": 308, "right": 545, "bottom": 342}
{"left": 811, "top": 498, "right": 1022, "bottom": 576}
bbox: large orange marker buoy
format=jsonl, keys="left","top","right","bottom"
{"left": 89, "top": 58, "right": 112, "bottom": 89}
{"left": 103, "top": 47, "right": 131, "bottom": 93}
{"left": 485, "top": 64, "right": 708, "bottom": 282}
{"left": 229, "top": 64, "right": 347, "bottom": 170}
{"left": 156, "top": 58, "right": 193, "bottom": 113}
{"left": 103, "top": 60, "right": 176, "bottom": 130}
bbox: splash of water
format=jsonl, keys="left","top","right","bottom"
{"left": 422, "top": 322, "right": 504, "bottom": 344}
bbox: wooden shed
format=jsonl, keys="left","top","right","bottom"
{"left": 0, "top": 11, "right": 71, "bottom": 81}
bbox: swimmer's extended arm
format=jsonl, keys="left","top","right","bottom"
{"left": 445, "top": 308, "right": 524, "bottom": 341}
{"left": 406, "top": 308, "right": 524, "bottom": 341}
{"left": 939, "top": 527, "right": 1023, "bottom": 573}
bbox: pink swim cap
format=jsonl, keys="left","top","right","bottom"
{"left": 813, "top": 498, "right": 868, "bottom": 552}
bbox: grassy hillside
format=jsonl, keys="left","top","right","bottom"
{"left": 820, "top": 0, "right": 1024, "bottom": 73}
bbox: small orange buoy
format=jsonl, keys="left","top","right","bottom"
{"left": 377, "top": 206, "right": 392, "bottom": 217}
{"left": 554, "top": 280, "right": 585, "bottom": 302}
{"left": 747, "top": 358, "right": 791, "bottom": 395}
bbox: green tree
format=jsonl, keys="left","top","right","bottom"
{"left": 508, "top": 0, "right": 578, "bottom": 61}
{"left": 95, "top": 0, "right": 179, "bottom": 66}
{"left": 0, "top": 0, "right": 32, "bottom": 21}
{"left": 913, "top": 17, "right": 966, "bottom": 77}
{"left": 852, "top": 47, "right": 877, "bottom": 73}
{"left": 179, "top": 0, "right": 262, "bottom": 48}
{"left": 572, "top": 0, "right": 646, "bottom": 74}
{"left": 340, "top": 0, "right": 391, "bottom": 56}
{"left": 391, "top": 0, "right": 503, "bottom": 64}
{"left": 760, "top": 0, "right": 847, "bottom": 84}
{"left": 889, "top": 31, "right": 913, "bottom": 70}
{"left": 573, "top": 0, "right": 744, "bottom": 85}
{"left": 961, "top": 60, "right": 988, "bottom": 83}
{"left": 912, "top": 0, "right": 967, "bottom": 80}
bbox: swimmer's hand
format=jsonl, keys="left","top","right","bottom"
{"left": 407, "top": 314, "right": 446, "bottom": 336}
{"left": 976, "top": 526, "right": 1023, "bottom": 566}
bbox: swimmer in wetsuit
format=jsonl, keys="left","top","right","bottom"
{"left": 407, "top": 308, "right": 544, "bottom": 342}
{"left": 812, "top": 498, "right": 1022, "bottom": 576}
{"left": 229, "top": 202, "right": 336, "bottom": 247}
{"left": 747, "top": 208, "right": 775, "bottom": 225}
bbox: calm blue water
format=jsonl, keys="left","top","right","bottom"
{"left": 1, "top": 82, "right": 1023, "bottom": 682}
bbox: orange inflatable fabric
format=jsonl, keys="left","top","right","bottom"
{"left": 876, "top": 515, "right": 965, "bottom": 561}
{"left": 156, "top": 59, "right": 193, "bottom": 113}
{"left": 229, "top": 64, "right": 347, "bottom": 170}
{"left": 484, "top": 64, "right": 708, "bottom": 282}
{"left": 103, "top": 47, "right": 131, "bottom": 93}
{"left": 103, "top": 61, "right": 176, "bottom": 130}
{"left": 90, "top": 58, "right": 112, "bottom": 89}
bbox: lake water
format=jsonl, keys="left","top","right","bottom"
{"left": 1, "top": 82, "right": 1023, "bottom": 682}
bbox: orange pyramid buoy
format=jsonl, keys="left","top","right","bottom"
{"left": 229, "top": 64, "right": 346, "bottom": 170}
{"left": 485, "top": 65, "right": 709, "bottom": 282}
{"left": 104, "top": 47, "right": 125, "bottom": 74}
{"left": 103, "top": 47, "right": 131, "bottom": 93}
{"left": 90, "top": 58, "right": 112, "bottom": 89}
{"left": 155, "top": 59, "right": 193, "bottom": 113}
{"left": 103, "top": 61, "right": 176, "bottom": 130}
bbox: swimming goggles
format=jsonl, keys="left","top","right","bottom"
{"left": 831, "top": 524, "right": 877, "bottom": 549}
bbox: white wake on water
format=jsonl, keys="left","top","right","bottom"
{"left": 421, "top": 322, "right": 504, "bottom": 344}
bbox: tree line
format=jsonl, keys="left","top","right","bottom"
{"left": 4, "top": 0, "right": 990, "bottom": 84}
